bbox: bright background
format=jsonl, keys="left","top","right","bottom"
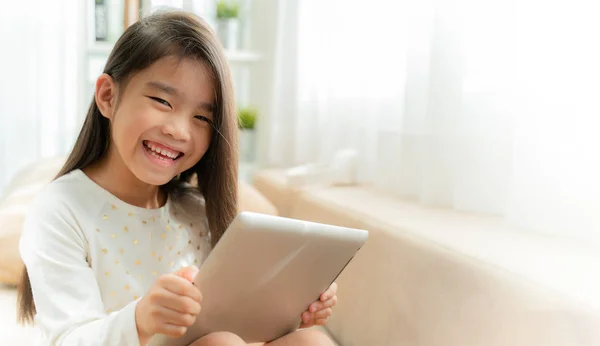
{"left": 1, "top": 0, "right": 599, "bottom": 242}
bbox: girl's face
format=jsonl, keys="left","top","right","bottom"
{"left": 101, "top": 57, "right": 215, "bottom": 186}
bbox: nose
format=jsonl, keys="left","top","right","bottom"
{"left": 161, "top": 114, "right": 191, "bottom": 142}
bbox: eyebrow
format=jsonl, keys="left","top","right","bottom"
{"left": 146, "top": 81, "right": 214, "bottom": 112}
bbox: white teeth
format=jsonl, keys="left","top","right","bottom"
{"left": 144, "top": 142, "right": 180, "bottom": 160}
{"left": 149, "top": 150, "right": 168, "bottom": 161}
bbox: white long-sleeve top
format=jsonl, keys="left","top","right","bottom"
{"left": 19, "top": 169, "right": 212, "bottom": 346}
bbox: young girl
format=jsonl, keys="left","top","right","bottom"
{"left": 17, "top": 11, "right": 337, "bottom": 346}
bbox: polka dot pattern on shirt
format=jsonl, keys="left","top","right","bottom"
{"left": 94, "top": 198, "right": 211, "bottom": 314}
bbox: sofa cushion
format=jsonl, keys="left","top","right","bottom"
{"left": 0, "top": 157, "right": 65, "bottom": 285}
{"left": 0, "top": 209, "right": 26, "bottom": 285}
{"left": 0, "top": 157, "right": 65, "bottom": 203}
{"left": 238, "top": 180, "right": 278, "bottom": 215}
{"left": 252, "top": 169, "right": 302, "bottom": 217}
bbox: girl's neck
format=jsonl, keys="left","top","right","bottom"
{"left": 83, "top": 146, "right": 167, "bottom": 209}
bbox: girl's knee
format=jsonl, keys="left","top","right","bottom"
{"left": 189, "top": 331, "right": 246, "bottom": 346}
{"left": 294, "top": 329, "right": 335, "bottom": 346}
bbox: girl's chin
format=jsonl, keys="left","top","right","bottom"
{"left": 131, "top": 167, "right": 177, "bottom": 187}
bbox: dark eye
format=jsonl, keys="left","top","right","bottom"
{"left": 148, "top": 96, "right": 172, "bottom": 108}
{"left": 195, "top": 115, "right": 214, "bottom": 127}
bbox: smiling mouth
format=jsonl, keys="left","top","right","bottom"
{"left": 143, "top": 140, "right": 183, "bottom": 161}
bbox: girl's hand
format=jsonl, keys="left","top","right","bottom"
{"left": 299, "top": 282, "right": 338, "bottom": 328}
{"left": 135, "top": 266, "right": 201, "bottom": 344}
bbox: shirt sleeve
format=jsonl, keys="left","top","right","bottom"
{"left": 19, "top": 195, "right": 142, "bottom": 346}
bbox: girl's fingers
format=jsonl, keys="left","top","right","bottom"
{"left": 299, "top": 321, "right": 313, "bottom": 329}
{"left": 312, "top": 308, "right": 333, "bottom": 320}
{"left": 301, "top": 311, "right": 312, "bottom": 324}
{"left": 159, "top": 275, "right": 202, "bottom": 302}
{"left": 302, "top": 308, "right": 333, "bottom": 322}
{"left": 309, "top": 295, "right": 338, "bottom": 312}
{"left": 154, "top": 288, "right": 202, "bottom": 315}
{"left": 315, "top": 318, "right": 329, "bottom": 326}
{"left": 156, "top": 323, "right": 188, "bottom": 338}
{"left": 300, "top": 308, "right": 333, "bottom": 328}
{"left": 174, "top": 266, "right": 200, "bottom": 283}
{"left": 320, "top": 282, "right": 338, "bottom": 301}
{"left": 154, "top": 305, "right": 197, "bottom": 327}
{"left": 330, "top": 282, "right": 338, "bottom": 294}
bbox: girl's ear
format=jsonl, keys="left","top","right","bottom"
{"left": 95, "top": 73, "right": 117, "bottom": 120}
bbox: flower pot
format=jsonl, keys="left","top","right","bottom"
{"left": 239, "top": 129, "right": 256, "bottom": 162}
{"left": 217, "top": 18, "right": 240, "bottom": 50}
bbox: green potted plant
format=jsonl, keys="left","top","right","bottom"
{"left": 238, "top": 107, "right": 257, "bottom": 162}
{"left": 215, "top": 0, "right": 240, "bottom": 50}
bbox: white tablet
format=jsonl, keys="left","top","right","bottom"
{"left": 153, "top": 211, "right": 368, "bottom": 346}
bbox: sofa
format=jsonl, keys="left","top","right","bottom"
{"left": 252, "top": 169, "right": 600, "bottom": 346}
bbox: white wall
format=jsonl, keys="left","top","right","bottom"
{"left": 246, "top": 1, "right": 279, "bottom": 168}
{"left": 0, "top": 0, "right": 85, "bottom": 192}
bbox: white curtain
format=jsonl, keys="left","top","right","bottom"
{"left": 0, "top": 0, "right": 84, "bottom": 193}
{"left": 268, "top": 0, "right": 600, "bottom": 240}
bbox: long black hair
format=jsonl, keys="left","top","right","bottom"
{"left": 18, "top": 10, "right": 239, "bottom": 324}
